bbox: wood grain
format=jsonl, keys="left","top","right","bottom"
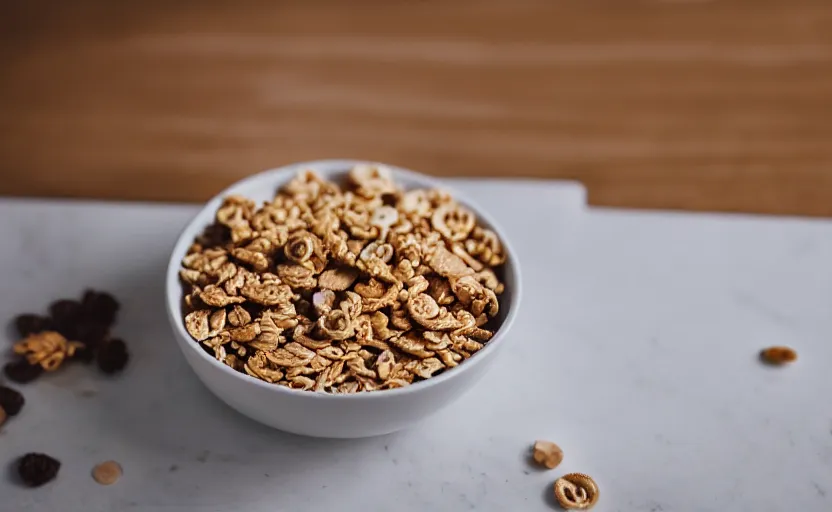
{"left": 2, "top": 0, "right": 831, "bottom": 215}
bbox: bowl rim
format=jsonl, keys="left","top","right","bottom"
{"left": 165, "top": 159, "right": 523, "bottom": 401}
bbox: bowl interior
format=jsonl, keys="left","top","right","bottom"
{"left": 165, "top": 159, "right": 521, "bottom": 396}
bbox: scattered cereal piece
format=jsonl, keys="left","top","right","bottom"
{"left": 760, "top": 346, "right": 797, "bottom": 365}
{"left": 18, "top": 453, "right": 61, "bottom": 487}
{"left": 0, "top": 385, "right": 25, "bottom": 416}
{"left": 14, "top": 331, "right": 85, "bottom": 372}
{"left": 532, "top": 440, "right": 563, "bottom": 469}
{"left": 97, "top": 338, "right": 129, "bottom": 374}
{"left": 92, "top": 460, "right": 123, "bottom": 485}
{"left": 0, "top": 406, "right": 6, "bottom": 428}
{"left": 554, "top": 473, "right": 599, "bottom": 510}
{"left": 3, "top": 359, "right": 44, "bottom": 384}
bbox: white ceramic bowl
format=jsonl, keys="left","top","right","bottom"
{"left": 165, "top": 160, "right": 522, "bottom": 438}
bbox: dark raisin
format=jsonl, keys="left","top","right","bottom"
{"left": 70, "top": 344, "right": 96, "bottom": 364}
{"left": 48, "top": 299, "right": 82, "bottom": 325}
{"left": 81, "top": 290, "right": 119, "bottom": 326}
{"left": 97, "top": 338, "right": 129, "bottom": 374}
{"left": 3, "top": 360, "right": 43, "bottom": 383}
{"left": 0, "top": 386, "right": 25, "bottom": 415}
{"left": 49, "top": 299, "right": 83, "bottom": 339}
{"left": 75, "top": 322, "right": 109, "bottom": 349}
{"left": 17, "top": 453, "right": 61, "bottom": 487}
{"left": 13, "top": 314, "right": 51, "bottom": 337}
{"left": 54, "top": 323, "right": 80, "bottom": 340}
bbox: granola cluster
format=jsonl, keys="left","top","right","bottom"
{"left": 5, "top": 290, "right": 128, "bottom": 383}
{"left": 180, "top": 165, "right": 507, "bottom": 393}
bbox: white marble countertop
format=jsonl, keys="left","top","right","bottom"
{"left": 0, "top": 180, "right": 830, "bottom": 512}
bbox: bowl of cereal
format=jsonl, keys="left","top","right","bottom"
{"left": 165, "top": 160, "right": 521, "bottom": 438}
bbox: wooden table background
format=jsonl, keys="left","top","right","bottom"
{"left": 2, "top": 0, "right": 831, "bottom": 216}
